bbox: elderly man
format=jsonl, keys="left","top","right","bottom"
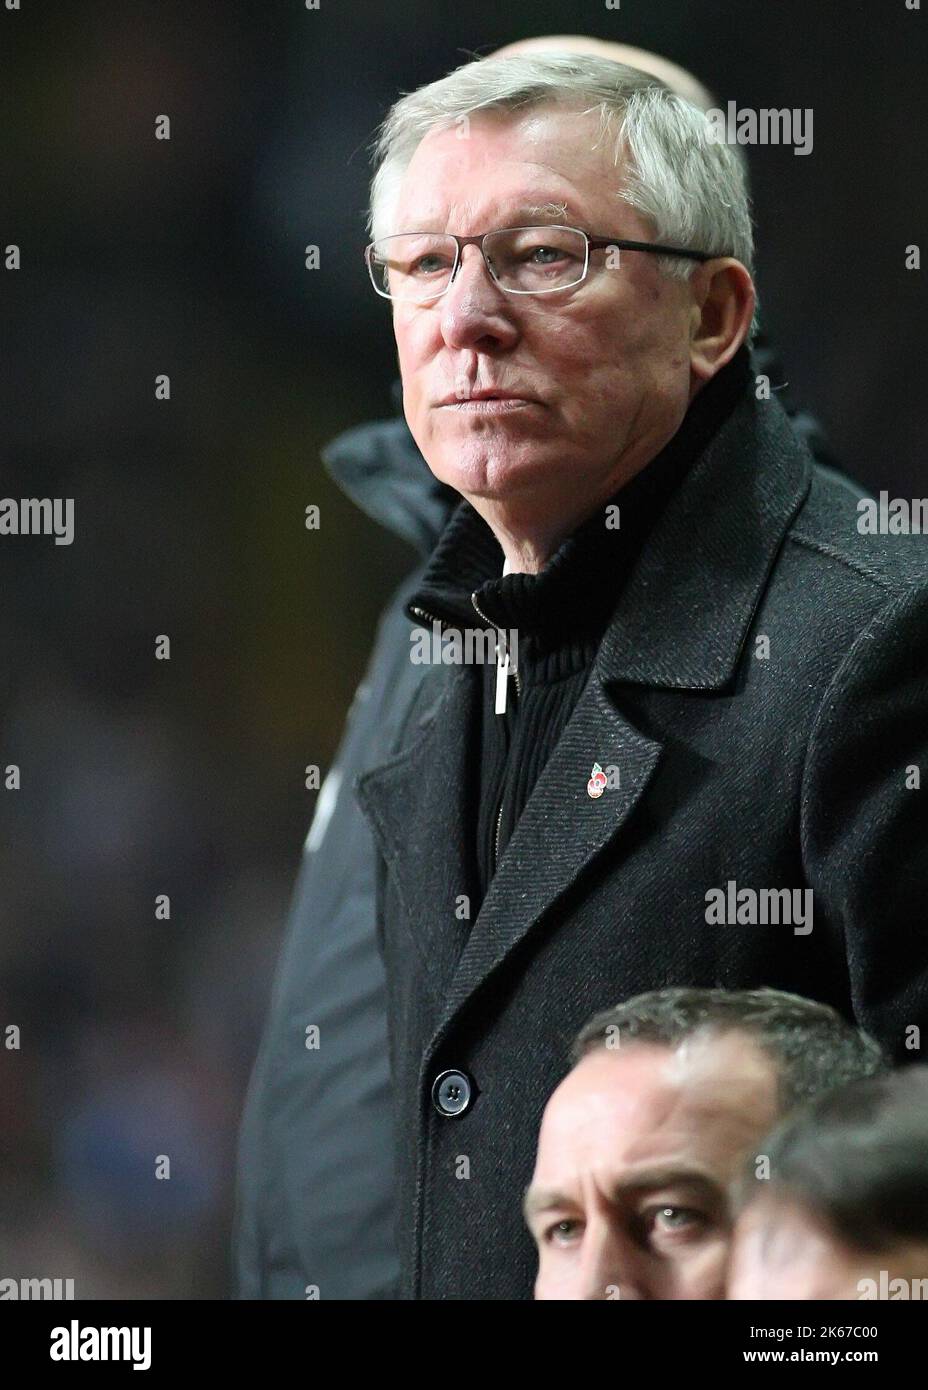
{"left": 728, "top": 1067, "right": 928, "bottom": 1300}
{"left": 236, "top": 38, "right": 792, "bottom": 1303}
{"left": 350, "top": 51, "right": 928, "bottom": 1301}
{"left": 234, "top": 43, "right": 924, "bottom": 1305}
{"left": 525, "top": 988, "right": 886, "bottom": 1300}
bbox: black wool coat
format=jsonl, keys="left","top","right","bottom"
{"left": 234, "top": 349, "right": 841, "bottom": 1301}
{"left": 354, "top": 378, "right": 928, "bottom": 1301}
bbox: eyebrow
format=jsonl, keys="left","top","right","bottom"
{"left": 523, "top": 1186, "right": 574, "bottom": 1223}
{"left": 520, "top": 201, "right": 573, "bottom": 222}
{"left": 522, "top": 1169, "right": 724, "bottom": 1223}
{"left": 407, "top": 200, "right": 583, "bottom": 234}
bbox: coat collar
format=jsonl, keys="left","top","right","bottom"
{"left": 320, "top": 415, "right": 457, "bottom": 559}
{"left": 596, "top": 376, "right": 812, "bottom": 690}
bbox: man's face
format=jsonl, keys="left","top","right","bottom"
{"left": 728, "top": 1197, "right": 928, "bottom": 1300}
{"left": 524, "top": 1033, "right": 780, "bottom": 1300}
{"left": 388, "top": 105, "right": 699, "bottom": 537}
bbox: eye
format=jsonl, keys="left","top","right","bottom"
{"left": 526, "top": 244, "right": 567, "bottom": 266}
{"left": 643, "top": 1206, "right": 709, "bottom": 1246}
{"left": 542, "top": 1219, "right": 582, "bottom": 1247}
{"left": 411, "top": 253, "right": 451, "bottom": 276}
{"left": 657, "top": 1206, "right": 694, "bottom": 1228}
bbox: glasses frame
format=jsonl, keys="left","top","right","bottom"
{"left": 364, "top": 223, "right": 716, "bottom": 303}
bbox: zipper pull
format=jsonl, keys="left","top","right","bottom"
{"left": 471, "top": 590, "right": 519, "bottom": 715}
{"left": 494, "top": 641, "right": 510, "bottom": 715}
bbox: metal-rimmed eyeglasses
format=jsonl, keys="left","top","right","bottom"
{"left": 364, "top": 224, "right": 715, "bottom": 304}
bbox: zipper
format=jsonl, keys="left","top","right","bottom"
{"left": 470, "top": 592, "right": 522, "bottom": 698}
{"left": 411, "top": 599, "right": 521, "bottom": 697}
{"left": 409, "top": 603, "right": 443, "bottom": 628}
{"left": 414, "top": 595, "right": 518, "bottom": 875}
{"left": 471, "top": 590, "right": 520, "bottom": 874}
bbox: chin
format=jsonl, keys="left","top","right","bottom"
{"left": 429, "top": 442, "right": 557, "bottom": 502}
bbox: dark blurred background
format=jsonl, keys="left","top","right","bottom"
{"left": 1, "top": 0, "right": 924, "bottom": 1297}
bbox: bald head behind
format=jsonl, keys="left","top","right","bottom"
{"left": 489, "top": 34, "right": 716, "bottom": 110}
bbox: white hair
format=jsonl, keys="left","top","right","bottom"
{"left": 367, "top": 52, "right": 754, "bottom": 291}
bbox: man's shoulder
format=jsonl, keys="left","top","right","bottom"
{"left": 785, "top": 459, "right": 928, "bottom": 603}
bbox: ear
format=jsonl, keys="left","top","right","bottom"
{"left": 687, "top": 259, "right": 755, "bottom": 386}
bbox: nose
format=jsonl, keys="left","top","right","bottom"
{"left": 573, "top": 1224, "right": 649, "bottom": 1301}
{"left": 437, "top": 243, "right": 520, "bottom": 353}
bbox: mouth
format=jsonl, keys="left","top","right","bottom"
{"left": 437, "top": 390, "right": 542, "bottom": 413}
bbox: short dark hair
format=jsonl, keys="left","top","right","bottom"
{"left": 570, "top": 986, "right": 887, "bottom": 1112}
{"left": 737, "top": 1066, "right": 928, "bottom": 1251}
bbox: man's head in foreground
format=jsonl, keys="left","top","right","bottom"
{"left": 524, "top": 988, "right": 887, "bottom": 1300}
{"left": 728, "top": 1067, "right": 928, "bottom": 1300}
{"left": 366, "top": 52, "right": 755, "bottom": 572}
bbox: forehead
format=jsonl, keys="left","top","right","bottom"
{"left": 393, "top": 104, "right": 629, "bottom": 234}
{"left": 534, "top": 1035, "right": 779, "bottom": 1184}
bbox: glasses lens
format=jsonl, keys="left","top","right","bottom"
{"left": 484, "top": 226, "right": 587, "bottom": 293}
{"left": 368, "top": 234, "right": 457, "bottom": 301}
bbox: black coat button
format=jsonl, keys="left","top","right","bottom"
{"left": 431, "top": 1069, "right": 474, "bottom": 1118}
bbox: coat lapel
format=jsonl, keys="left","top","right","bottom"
{"left": 434, "top": 675, "right": 663, "bottom": 1039}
